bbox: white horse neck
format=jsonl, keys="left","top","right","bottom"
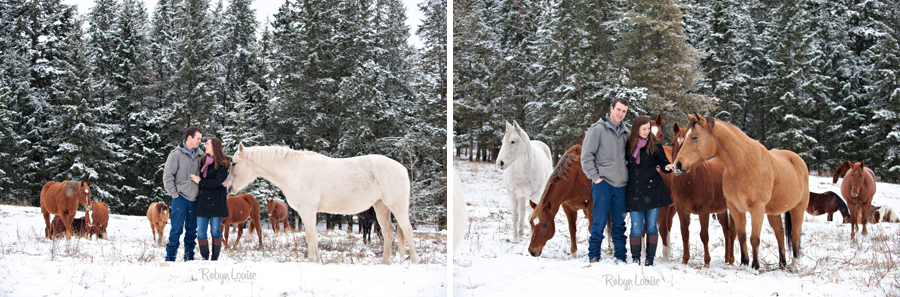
{"left": 246, "top": 146, "right": 322, "bottom": 190}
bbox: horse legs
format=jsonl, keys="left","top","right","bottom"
{"left": 848, "top": 203, "right": 858, "bottom": 239}
{"left": 748, "top": 205, "right": 766, "bottom": 272}
{"left": 766, "top": 214, "right": 787, "bottom": 268}
{"left": 789, "top": 206, "right": 805, "bottom": 261}
{"left": 730, "top": 206, "right": 750, "bottom": 267}
{"left": 222, "top": 222, "right": 231, "bottom": 249}
{"left": 61, "top": 211, "right": 74, "bottom": 241}
{"left": 284, "top": 218, "right": 291, "bottom": 233}
{"left": 42, "top": 207, "right": 52, "bottom": 239}
{"left": 699, "top": 212, "right": 712, "bottom": 267}
{"left": 861, "top": 203, "right": 870, "bottom": 236}
{"left": 677, "top": 207, "right": 691, "bottom": 265}
{"left": 372, "top": 201, "right": 394, "bottom": 264}
{"left": 562, "top": 205, "right": 578, "bottom": 255}
{"left": 657, "top": 204, "right": 671, "bottom": 261}
{"left": 388, "top": 203, "right": 420, "bottom": 264}
{"left": 298, "top": 210, "right": 320, "bottom": 263}
{"left": 715, "top": 211, "right": 735, "bottom": 265}
{"left": 233, "top": 221, "right": 245, "bottom": 249}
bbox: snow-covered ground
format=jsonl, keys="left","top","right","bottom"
{"left": 0, "top": 204, "right": 447, "bottom": 296}
{"left": 454, "top": 159, "right": 900, "bottom": 296}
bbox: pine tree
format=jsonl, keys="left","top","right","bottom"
{"left": 864, "top": 0, "right": 900, "bottom": 181}
{"left": 170, "top": 0, "right": 218, "bottom": 129}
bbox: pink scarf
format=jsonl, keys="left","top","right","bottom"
{"left": 200, "top": 155, "right": 214, "bottom": 178}
{"left": 631, "top": 137, "right": 648, "bottom": 164}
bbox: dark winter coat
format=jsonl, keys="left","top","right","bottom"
{"left": 625, "top": 143, "right": 673, "bottom": 212}
{"left": 195, "top": 159, "right": 230, "bottom": 218}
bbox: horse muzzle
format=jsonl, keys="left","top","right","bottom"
{"left": 851, "top": 189, "right": 860, "bottom": 198}
{"left": 528, "top": 246, "right": 542, "bottom": 257}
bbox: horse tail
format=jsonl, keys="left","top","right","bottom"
{"left": 784, "top": 211, "right": 796, "bottom": 253}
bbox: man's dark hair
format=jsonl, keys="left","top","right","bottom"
{"left": 611, "top": 98, "right": 630, "bottom": 108}
{"left": 184, "top": 126, "right": 202, "bottom": 141}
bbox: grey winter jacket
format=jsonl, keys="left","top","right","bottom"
{"left": 163, "top": 142, "right": 203, "bottom": 201}
{"left": 581, "top": 114, "right": 630, "bottom": 188}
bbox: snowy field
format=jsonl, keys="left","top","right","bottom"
{"left": 0, "top": 204, "right": 447, "bottom": 296}
{"left": 454, "top": 159, "right": 900, "bottom": 296}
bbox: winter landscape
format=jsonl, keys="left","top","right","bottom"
{"left": 453, "top": 159, "right": 900, "bottom": 296}
{"left": 0, "top": 204, "right": 447, "bottom": 296}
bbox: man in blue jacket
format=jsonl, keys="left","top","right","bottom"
{"left": 581, "top": 98, "right": 630, "bottom": 263}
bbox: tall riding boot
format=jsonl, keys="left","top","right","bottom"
{"left": 630, "top": 236, "right": 642, "bottom": 265}
{"left": 198, "top": 238, "right": 209, "bottom": 260}
{"left": 645, "top": 235, "right": 658, "bottom": 266}
{"left": 211, "top": 238, "right": 222, "bottom": 261}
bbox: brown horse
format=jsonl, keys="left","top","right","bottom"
{"left": 527, "top": 144, "right": 593, "bottom": 257}
{"left": 266, "top": 199, "right": 291, "bottom": 234}
{"left": 147, "top": 202, "right": 169, "bottom": 245}
{"left": 673, "top": 114, "right": 808, "bottom": 272}
{"left": 48, "top": 216, "right": 92, "bottom": 238}
{"left": 222, "top": 194, "right": 263, "bottom": 249}
{"left": 658, "top": 122, "right": 735, "bottom": 267}
{"left": 89, "top": 201, "right": 109, "bottom": 240}
{"left": 40, "top": 181, "right": 93, "bottom": 240}
{"left": 832, "top": 161, "right": 877, "bottom": 239}
{"left": 806, "top": 191, "right": 851, "bottom": 223}
{"left": 869, "top": 205, "right": 900, "bottom": 223}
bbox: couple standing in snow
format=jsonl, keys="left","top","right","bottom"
{"left": 581, "top": 98, "right": 676, "bottom": 266}
{"left": 161, "top": 126, "right": 232, "bottom": 262}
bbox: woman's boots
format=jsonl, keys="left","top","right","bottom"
{"left": 198, "top": 239, "right": 210, "bottom": 260}
{"left": 211, "top": 238, "right": 222, "bottom": 261}
{"left": 631, "top": 235, "right": 659, "bottom": 266}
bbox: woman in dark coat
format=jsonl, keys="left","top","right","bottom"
{"left": 625, "top": 115, "right": 675, "bottom": 266}
{"left": 189, "top": 137, "right": 230, "bottom": 261}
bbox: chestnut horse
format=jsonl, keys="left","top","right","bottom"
{"left": 40, "top": 181, "right": 92, "bottom": 240}
{"left": 832, "top": 161, "right": 876, "bottom": 239}
{"left": 806, "top": 191, "right": 850, "bottom": 223}
{"left": 222, "top": 194, "right": 262, "bottom": 249}
{"left": 658, "top": 121, "right": 735, "bottom": 267}
{"left": 48, "top": 216, "right": 92, "bottom": 238}
{"left": 266, "top": 199, "right": 291, "bottom": 234}
{"left": 147, "top": 202, "right": 169, "bottom": 245}
{"left": 90, "top": 201, "right": 109, "bottom": 240}
{"left": 673, "top": 114, "right": 808, "bottom": 272}
{"left": 527, "top": 144, "right": 592, "bottom": 257}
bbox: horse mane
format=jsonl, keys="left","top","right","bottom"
{"left": 156, "top": 202, "right": 168, "bottom": 214}
{"left": 243, "top": 145, "right": 324, "bottom": 165}
{"left": 531, "top": 146, "right": 580, "bottom": 221}
{"left": 834, "top": 192, "right": 850, "bottom": 216}
{"left": 62, "top": 181, "right": 80, "bottom": 196}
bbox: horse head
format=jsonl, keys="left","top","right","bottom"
{"left": 673, "top": 113, "right": 717, "bottom": 174}
{"left": 226, "top": 143, "right": 258, "bottom": 195}
{"left": 649, "top": 113, "right": 664, "bottom": 141}
{"left": 496, "top": 121, "right": 531, "bottom": 170}
{"left": 832, "top": 161, "right": 868, "bottom": 198}
{"left": 527, "top": 199, "right": 556, "bottom": 257}
{"left": 79, "top": 181, "right": 92, "bottom": 212}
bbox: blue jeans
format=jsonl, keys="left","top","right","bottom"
{"left": 629, "top": 208, "right": 659, "bottom": 238}
{"left": 197, "top": 216, "right": 223, "bottom": 240}
{"left": 588, "top": 180, "right": 627, "bottom": 261}
{"left": 165, "top": 196, "right": 197, "bottom": 261}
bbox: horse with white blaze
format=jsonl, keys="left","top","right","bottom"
{"left": 225, "top": 144, "right": 419, "bottom": 264}
{"left": 496, "top": 121, "right": 553, "bottom": 242}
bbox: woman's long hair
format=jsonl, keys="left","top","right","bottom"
{"left": 203, "top": 137, "right": 231, "bottom": 170}
{"left": 626, "top": 115, "right": 660, "bottom": 157}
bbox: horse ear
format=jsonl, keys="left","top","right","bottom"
{"left": 529, "top": 200, "right": 537, "bottom": 209}
{"left": 513, "top": 121, "right": 522, "bottom": 131}
{"left": 673, "top": 122, "right": 680, "bottom": 134}
{"left": 656, "top": 113, "right": 663, "bottom": 126}
{"left": 860, "top": 161, "right": 867, "bottom": 168}
{"left": 833, "top": 161, "right": 852, "bottom": 183}
{"left": 238, "top": 142, "right": 245, "bottom": 153}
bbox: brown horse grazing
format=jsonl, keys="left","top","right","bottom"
{"left": 358, "top": 207, "right": 383, "bottom": 244}
{"left": 806, "top": 191, "right": 851, "bottom": 224}
{"left": 48, "top": 216, "right": 92, "bottom": 238}
{"left": 673, "top": 114, "right": 808, "bottom": 273}
{"left": 40, "top": 181, "right": 93, "bottom": 240}
{"left": 658, "top": 122, "right": 735, "bottom": 267}
{"left": 266, "top": 199, "right": 291, "bottom": 234}
{"left": 869, "top": 205, "right": 900, "bottom": 223}
{"left": 89, "top": 201, "right": 109, "bottom": 240}
{"left": 832, "top": 161, "right": 877, "bottom": 239}
{"left": 147, "top": 202, "right": 170, "bottom": 245}
{"left": 527, "top": 144, "right": 593, "bottom": 257}
{"left": 222, "top": 194, "right": 263, "bottom": 249}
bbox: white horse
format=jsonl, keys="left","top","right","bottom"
{"left": 225, "top": 144, "right": 419, "bottom": 264}
{"left": 452, "top": 169, "right": 468, "bottom": 253}
{"left": 496, "top": 121, "right": 553, "bottom": 242}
